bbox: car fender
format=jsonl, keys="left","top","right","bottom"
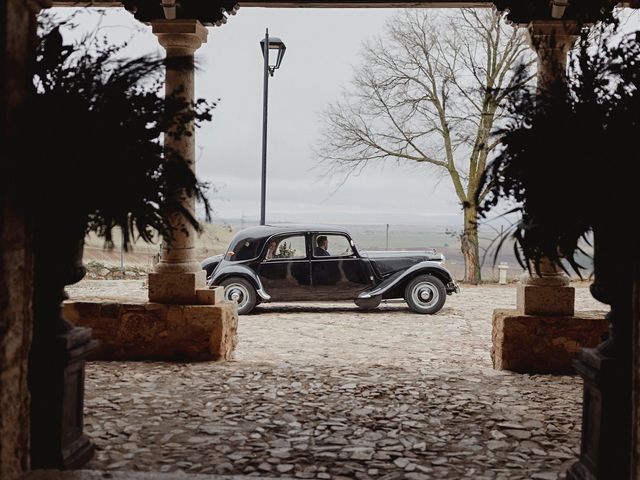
{"left": 209, "top": 264, "right": 271, "bottom": 301}
{"left": 201, "top": 254, "right": 224, "bottom": 279}
{"left": 358, "top": 261, "right": 454, "bottom": 299}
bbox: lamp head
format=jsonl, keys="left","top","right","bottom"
{"left": 260, "top": 35, "right": 286, "bottom": 76}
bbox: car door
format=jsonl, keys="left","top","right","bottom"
{"left": 257, "top": 234, "right": 312, "bottom": 301}
{"left": 310, "top": 233, "right": 373, "bottom": 300}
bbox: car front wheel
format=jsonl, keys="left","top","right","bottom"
{"left": 220, "top": 277, "right": 257, "bottom": 315}
{"left": 404, "top": 274, "right": 446, "bottom": 314}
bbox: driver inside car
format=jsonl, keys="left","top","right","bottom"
{"left": 314, "top": 235, "right": 330, "bottom": 256}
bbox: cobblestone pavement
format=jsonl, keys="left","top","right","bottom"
{"left": 68, "top": 281, "right": 607, "bottom": 480}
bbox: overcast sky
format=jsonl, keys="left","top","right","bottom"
{"left": 52, "top": 6, "right": 472, "bottom": 226}
{"left": 193, "top": 7, "right": 466, "bottom": 225}
{"left": 49, "top": 6, "right": 640, "bottom": 227}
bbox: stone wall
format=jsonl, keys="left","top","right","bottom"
{"left": 84, "top": 261, "right": 149, "bottom": 280}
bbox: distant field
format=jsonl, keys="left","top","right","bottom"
{"left": 83, "top": 221, "right": 593, "bottom": 282}
{"left": 342, "top": 224, "right": 593, "bottom": 281}
{"left": 83, "top": 223, "right": 235, "bottom": 268}
{"left": 345, "top": 224, "right": 521, "bottom": 282}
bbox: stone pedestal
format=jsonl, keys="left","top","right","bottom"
{"left": 29, "top": 327, "right": 97, "bottom": 469}
{"left": 147, "top": 270, "right": 209, "bottom": 305}
{"left": 492, "top": 259, "right": 606, "bottom": 373}
{"left": 63, "top": 295, "right": 237, "bottom": 361}
{"left": 518, "top": 257, "right": 574, "bottom": 313}
{"left": 492, "top": 309, "right": 608, "bottom": 373}
{"left": 517, "top": 284, "right": 575, "bottom": 316}
{"left": 567, "top": 348, "right": 630, "bottom": 480}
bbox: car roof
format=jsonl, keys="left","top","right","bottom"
{"left": 231, "top": 224, "right": 352, "bottom": 242}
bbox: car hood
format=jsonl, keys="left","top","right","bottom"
{"left": 362, "top": 250, "right": 444, "bottom": 277}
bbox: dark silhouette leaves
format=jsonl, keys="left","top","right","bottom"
{"left": 477, "top": 16, "right": 640, "bottom": 275}
{"left": 12, "top": 15, "right": 217, "bottom": 251}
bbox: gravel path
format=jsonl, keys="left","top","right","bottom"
{"left": 68, "top": 280, "right": 606, "bottom": 480}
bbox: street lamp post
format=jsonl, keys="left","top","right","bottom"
{"left": 259, "top": 28, "right": 286, "bottom": 225}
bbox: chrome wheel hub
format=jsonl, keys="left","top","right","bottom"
{"left": 225, "top": 284, "right": 248, "bottom": 309}
{"left": 412, "top": 282, "right": 439, "bottom": 308}
{"left": 419, "top": 288, "right": 433, "bottom": 302}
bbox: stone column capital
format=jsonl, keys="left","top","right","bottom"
{"left": 151, "top": 19, "right": 208, "bottom": 53}
{"left": 525, "top": 20, "right": 581, "bottom": 95}
{"left": 526, "top": 20, "right": 580, "bottom": 56}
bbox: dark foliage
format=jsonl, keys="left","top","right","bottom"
{"left": 123, "top": 0, "right": 239, "bottom": 25}
{"left": 477, "top": 15, "right": 640, "bottom": 275}
{"left": 9, "top": 15, "right": 216, "bottom": 250}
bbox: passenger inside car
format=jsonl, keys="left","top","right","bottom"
{"left": 265, "top": 240, "right": 278, "bottom": 260}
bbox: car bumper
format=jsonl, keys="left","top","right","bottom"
{"left": 447, "top": 281, "right": 460, "bottom": 294}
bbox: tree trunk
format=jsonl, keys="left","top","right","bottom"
{"left": 461, "top": 205, "right": 481, "bottom": 284}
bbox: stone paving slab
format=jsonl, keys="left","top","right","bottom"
{"left": 65, "top": 281, "right": 607, "bottom": 480}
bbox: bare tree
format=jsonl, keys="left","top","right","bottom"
{"left": 318, "top": 8, "right": 533, "bottom": 284}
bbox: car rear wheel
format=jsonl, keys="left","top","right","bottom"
{"left": 354, "top": 295, "right": 382, "bottom": 310}
{"left": 404, "top": 274, "right": 446, "bottom": 314}
{"left": 220, "top": 277, "right": 257, "bottom": 315}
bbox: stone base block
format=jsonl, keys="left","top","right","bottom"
{"left": 148, "top": 270, "right": 207, "bottom": 304}
{"left": 196, "top": 286, "right": 223, "bottom": 305}
{"left": 517, "top": 284, "right": 575, "bottom": 316}
{"left": 63, "top": 301, "right": 238, "bottom": 361}
{"left": 492, "top": 309, "right": 609, "bottom": 374}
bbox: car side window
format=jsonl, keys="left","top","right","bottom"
{"left": 313, "top": 234, "right": 353, "bottom": 258}
{"left": 230, "top": 237, "right": 260, "bottom": 261}
{"left": 264, "top": 235, "right": 307, "bottom": 260}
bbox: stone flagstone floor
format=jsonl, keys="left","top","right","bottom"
{"left": 66, "top": 280, "right": 606, "bottom": 480}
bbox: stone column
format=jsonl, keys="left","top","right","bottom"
{"left": 519, "top": 21, "right": 578, "bottom": 317}
{"left": 491, "top": 20, "right": 609, "bottom": 374}
{"left": 519, "top": 20, "right": 579, "bottom": 315}
{"left": 148, "top": 20, "right": 211, "bottom": 304}
{"left": 1, "top": 1, "right": 47, "bottom": 477}
{"left": 64, "top": 20, "right": 236, "bottom": 363}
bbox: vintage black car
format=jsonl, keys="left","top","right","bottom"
{"left": 201, "top": 225, "right": 459, "bottom": 315}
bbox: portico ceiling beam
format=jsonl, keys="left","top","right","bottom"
{"left": 49, "top": 0, "right": 638, "bottom": 11}
{"left": 50, "top": 0, "right": 637, "bottom": 5}
{"left": 239, "top": 1, "right": 492, "bottom": 7}
{"left": 50, "top": 0, "right": 497, "bottom": 7}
